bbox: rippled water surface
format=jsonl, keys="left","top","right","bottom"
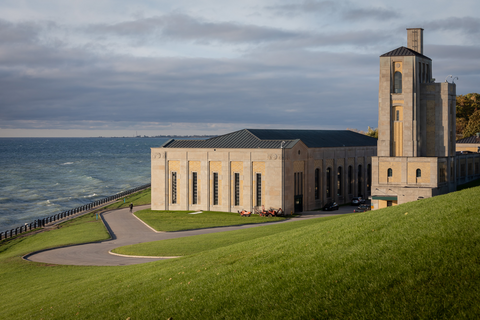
{"left": 0, "top": 137, "right": 169, "bottom": 231}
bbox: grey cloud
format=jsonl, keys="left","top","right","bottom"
{"left": 0, "top": 46, "right": 379, "bottom": 130}
{"left": 266, "top": 1, "right": 399, "bottom": 21}
{"left": 266, "top": 0, "right": 338, "bottom": 16}
{"left": 423, "top": 16, "right": 480, "bottom": 35}
{"left": 0, "top": 20, "right": 40, "bottom": 44}
{"left": 88, "top": 14, "right": 303, "bottom": 44}
{"left": 343, "top": 8, "right": 400, "bottom": 21}
{"left": 87, "top": 14, "right": 396, "bottom": 49}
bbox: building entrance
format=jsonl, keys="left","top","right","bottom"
{"left": 294, "top": 195, "right": 303, "bottom": 213}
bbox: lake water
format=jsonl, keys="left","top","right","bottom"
{"left": 0, "top": 137, "right": 170, "bottom": 232}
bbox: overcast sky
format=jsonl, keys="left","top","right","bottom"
{"left": 0, "top": 0, "right": 479, "bottom": 137}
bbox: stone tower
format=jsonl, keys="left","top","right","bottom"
{"left": 371, "top": 28, "right": 457, "bottom": 209}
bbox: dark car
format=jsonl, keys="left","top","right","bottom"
{"left": 353, "top": 204, "right": 371, "bottom": 212}
{"left": 323, "top": 202, "right": 339, "bottom": 211}
{"left": 351, "top": 197, "right": 365, "bottom": 206}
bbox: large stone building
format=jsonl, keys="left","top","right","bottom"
{"left": 151, "top": 129, "right": 376, "bottom": 214}
{"left": 151, "top": 28, "right": 480, "bottom": 213}
{"left": 371, "top": 28, "right": 458, "bottom": 208}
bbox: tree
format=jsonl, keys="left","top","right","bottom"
{"left": 463, "top": 109, "right": 480, "bottom": 138}
{"left": 366, "top": 126, "right": 378, "bottom": 139}
{"left": 456, "top": 93, "right": 480, "bottom": 137}
{"left": 456, "top": 93, "right": 480, "bottom": 122}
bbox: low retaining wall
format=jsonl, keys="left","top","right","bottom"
{"left": 0, "top": 183, "right": 151, "bottom": 241}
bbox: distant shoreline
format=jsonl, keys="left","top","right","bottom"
{"left": 104, "top": 135, "right": 217, "bottom": 139}
{"left": 0, "top": 136, "right": 217, "bottom": 139}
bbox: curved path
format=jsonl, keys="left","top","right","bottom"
{"left": 24, "top": 205, "right": 352, "bottom": 266}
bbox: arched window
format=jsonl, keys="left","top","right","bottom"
{"left": 348, "top": 165, "right": 353, "bottom": 194}
{"left": 315, "top": 168, "right": 320, "bottom": 200}
{"left": 387, "top": 168, "right": 393, "bottom": 177}
{"left": 337, "top": 166, "right": 342, "bottom": 196}
{"left": 416, "top": 169, "right": 421, "bottom": 178}
{"left": 326, "top": 167, "right": 331, "bottom": 198}
{"left": 394, "top": 71, "right": 402, "bottom": 93}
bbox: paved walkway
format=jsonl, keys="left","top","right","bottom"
{"left": 24, "top": 205, "right": 354, "bottom": 266}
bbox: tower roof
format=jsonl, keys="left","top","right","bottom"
{"left": 160, "top": 129, "right": 377, "bottom": 149}
{"left": 380, "top": 46, "right": 431, "bottom": 60}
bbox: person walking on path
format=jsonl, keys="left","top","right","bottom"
{"left": 129, "top": 203, "right": 133, "bottom": 213}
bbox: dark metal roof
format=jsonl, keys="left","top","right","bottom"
{"left": 380, "top": 46, "right": 431, "bottom": 60}
{"left": 456, "top": 135, "right": 480, "bottom": 144}
{"left": 161, "top": 129, "right": 377, "bottom": 149}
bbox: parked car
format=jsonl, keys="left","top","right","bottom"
{"left": 351, "top": 197, "right": 365, "bottom": 205}
{"left": 323, "top": 202, "right": 339, "bottom": 211}
{"left": 354, "top": 204, "right": 371, "bottom": 212}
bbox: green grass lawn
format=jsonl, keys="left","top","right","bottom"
{"left": 113, "top": 215, "right": 344, "bottom": 256}
{"left": 134, "top": 209, "right": 287, "bottom": 232}
{"left": 1, "top": 186, "right": 480, "bottom": 319}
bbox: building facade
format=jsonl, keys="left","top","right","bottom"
{"left": 151, "top": 129, "right": 377, "bottom": 214}
{"left": 371, "top": 28, "right": 458, "bottom": 208}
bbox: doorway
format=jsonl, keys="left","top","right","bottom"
{"left": 294, "top": 195, "right": 303, "bottom": 213}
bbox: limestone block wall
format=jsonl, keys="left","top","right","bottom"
{"left": 152, "top": 144, "right": 377, "bottom": 214}
{"left": 456, "top": 144, "right": 480, "bottom": 153}
{"left": 151, "top": 147, "right": 283, "bottom": 213}
{"left": 420, "top": 83, "right": 456, "bottom": 157}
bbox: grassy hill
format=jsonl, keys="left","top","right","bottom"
{"left": 1, "top": 185, "right": 480, "bottom": 319}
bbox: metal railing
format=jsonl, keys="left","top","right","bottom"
{"left": 0, "top": 183, "right": 151, "bottom": 241}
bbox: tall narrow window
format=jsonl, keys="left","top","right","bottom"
{"left": 213, "top": 173, "right": 219, "bottom": 205}
{"left": 394, "top": 71, "right": 402, "bottom": 93}
{"left": 337, "top": 167, "right": 342, "bottom": 196}
{"left": 416, "top": 169, "right": 421, "bottom": 178}
{"left": 192, "top": 172, "right": 198, "bottom": 205}
{"left": 326, "top": 167, "right": 331, "bottom": 198}
{"left": 387, "top": 168, "right": 393, "bottom": 177}
{"left": 234, "top": 173, "right": 240, "bottom": 206}
{"left": 367, "top": 164, "right": 371, "bottom": 192}
{"left": 315, "top": 168, "right": 320, "bottom": 200}
{"left": 348, "top": 166, "right": 353, "bottom": 194}
{"left": 422, "top": 63, "right": 426, "bottom": 83}
{"left": 418, "top": 62, "right": 422, "bottom": 83}
{"left": 171, "top": 172, "right": 177, "bottom": 204}
{"left": 358, "top": 165, "right": 363, "bottom": 196}
{"left": 256, "top": 173, "right": 262, "bottom": 206}
{"left": 396, "top": 110, "right": 400, "bottom": 121}
{"left": 295, "top": 172, "right": 303, "bottom": 196}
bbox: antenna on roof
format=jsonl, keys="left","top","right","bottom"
{"left": 452, "top": 76, "right": 459, "bottom": 84}
{"left": 280, "top": 141, "right": 286, "bottom": 149}
{"left": 445, "top": 75, "right": 452, "bottom": 83}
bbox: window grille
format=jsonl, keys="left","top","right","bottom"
{"left": 234, "top": 173, "right": 240, "bottom": 206}
{"left": 256, "top": 173, "right": 262, "bottom": 206}
{"left": 213, "top": 172, "right": 219, "bottom": 205}
{"left": 172, "top": 172, "right": 177, "bottom": 204}
{"left": 192, "top": 172, "right": 198, "bottom": 205}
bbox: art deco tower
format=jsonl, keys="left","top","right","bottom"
{"left": 371, "top": 28, "right": 457, "bottom": 209}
